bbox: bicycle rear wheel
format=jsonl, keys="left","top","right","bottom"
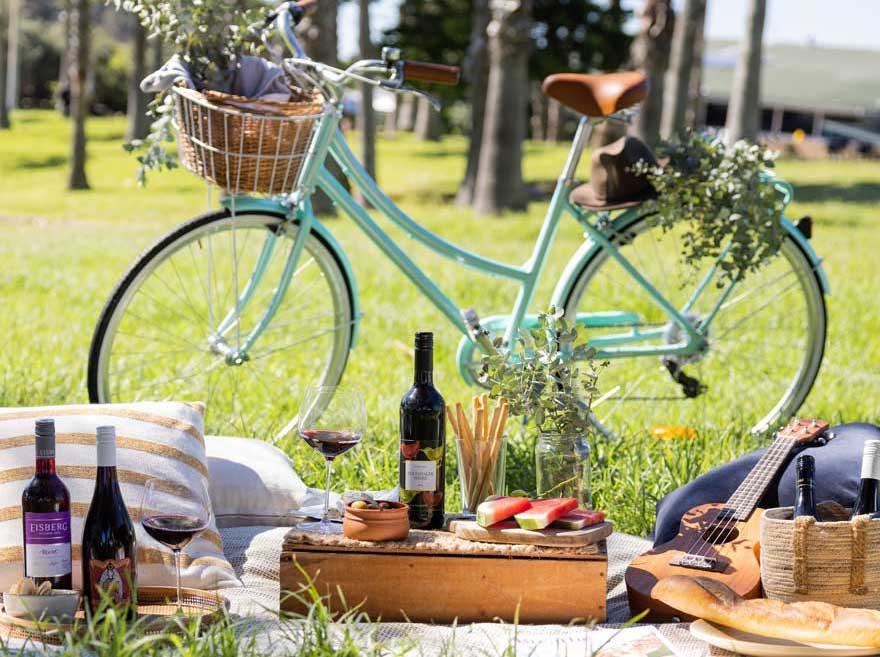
{"left": 88, "top": 209, "right": 354, "bottom": 439}
{"left": 563, "top": 214, "right": 826, "bottom": 437}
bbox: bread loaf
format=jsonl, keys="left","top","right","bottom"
{"left": 653, "top": 575, "right": 880, "bottom": 647}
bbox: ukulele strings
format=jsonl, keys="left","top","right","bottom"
{"left": 688, "top": 439, "right": 790, "bottom": 560}
{"left": 701, "top": 436, "right": 796, "bottom": 552}
{"left": 684, "top": 437, "right": 792, "bottom": 560}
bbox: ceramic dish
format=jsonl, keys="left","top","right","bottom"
{"left": 690, "top": 619, "right": 880, "bottom": 656}
{"left": 343, "top": 501, "right": 409, "bottom": 541}
{"left": 3, "top": 590, "right": 81, "bottom": 623}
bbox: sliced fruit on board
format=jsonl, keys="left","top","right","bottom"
{"left": 551, "top": 509, "right": 605, "bottom": 530}
{"left": 514, "top": 498, "right": 578, "bottom": 530}
{"left": 475, "top": 496, "right": 531, "bottom": 528}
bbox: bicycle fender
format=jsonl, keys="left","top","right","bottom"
{"left": 220, "top": 195, "right": 362, "bottom": 346}
{"left": 781, "top": 215, "right": 830, "bottom": 295}
{"left": 551, "top": 210, "right": 829, "bottom": 308}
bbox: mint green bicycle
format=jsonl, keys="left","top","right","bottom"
{"left": 87, "top": 1, "right": 827, "bottom": 439}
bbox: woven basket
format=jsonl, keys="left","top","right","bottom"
{"left": 172, "top": 85, "right": 325, "bottom": 195}
{"left": 761, "top": 502, "right": 880, "bottom": 608}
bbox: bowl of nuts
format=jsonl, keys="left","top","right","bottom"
{"left": 343, "top": 495, "right": 410, "bottom": 542}
{"left": 3, "top": 577, "right": 80, "bottom": 622}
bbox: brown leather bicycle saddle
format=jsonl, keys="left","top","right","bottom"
{"left": 542, "top": 71, "right": 647, "bottom": 117}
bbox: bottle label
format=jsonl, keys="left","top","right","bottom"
{"left": 24, "top": 511, "right": 71, "bottom": 578}
{"left": 404, "top": 460, "right": 437, "bottom": 491}
{"left": 88, "top": 557, "right": 133, "bottom": 605}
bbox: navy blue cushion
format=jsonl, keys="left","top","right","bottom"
{"left": 652, "top": 423, "right": 880, "bottom": 546}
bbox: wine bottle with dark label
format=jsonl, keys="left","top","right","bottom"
{"left": 21, "top": 419, "right": 72, "bottom": 590}
{"left": 851, "top": 439, "right": 880, "bottom": 519}
{"left": 81, "top": 426, "right": 137, "bottom": 617}
{"left": 793, "top": 454, "right": 820, "bottom": 521}
{"left": 399, "top": 332, "right": 445, "bottom": 529}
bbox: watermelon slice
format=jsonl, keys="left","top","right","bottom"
{"left": 551, "top": 509, "right": 605, "bottom": 530}
{"left": 475, "top": 496, "right": 531, "bottom": 528}
{"left": 514, "top": 498, "right": 578, "bottom": 530}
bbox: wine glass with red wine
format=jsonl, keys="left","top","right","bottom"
{"left": 298, "top": 386, "right": 366, "bottom": 534}
{"left": 140, "top": 478, "right": 211, "bottom": 610}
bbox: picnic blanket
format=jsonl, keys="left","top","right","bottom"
{"left": 219, "top": 526, "right": 731, "bottom": 656}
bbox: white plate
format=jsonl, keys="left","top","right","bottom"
{"left": 690, "top": 620, "right": 880, "bottom": 656}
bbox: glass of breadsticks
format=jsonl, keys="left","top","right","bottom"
{"left": 447, "top": 394, "right": 509, "bottom": 516}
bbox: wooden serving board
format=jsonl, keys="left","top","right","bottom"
{"left": 449, "top": 519, "right": 613, "bottom": 547}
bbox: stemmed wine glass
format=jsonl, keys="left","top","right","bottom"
{"left": 297, "top": 386, "right": 366, "bottom": 535}
{"left": 140, "top": 478, "right": 211, "bottom": 611}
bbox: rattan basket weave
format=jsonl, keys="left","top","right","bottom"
{"left": 172, "top": 85, "right": 325, "bottom": 195}
{"left": 761, "top": 502, "right": 880, "bottom": 608}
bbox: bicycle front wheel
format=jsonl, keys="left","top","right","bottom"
{"left": 563, "top": 214, "right": 826, "bottom": 437}
{"left": 88, "top": 209, "right": 354, "bottom": 438}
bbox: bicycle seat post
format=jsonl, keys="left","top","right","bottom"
{"left": 561, "top": 117, "right": 594, "bottom": 187}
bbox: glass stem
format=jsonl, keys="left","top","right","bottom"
{"left": 174, "top": 549, "right": 182, "bottom": 611}
{"left": 322, "top": 459, "right": 333, "bottom": 523}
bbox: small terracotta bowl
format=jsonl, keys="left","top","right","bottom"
{"left": 343, "top": 501, "right": 410, "bottom": 541}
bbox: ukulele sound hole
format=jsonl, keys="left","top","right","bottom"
{"left": 701, "top": 525, "right": 739, "bottom": 544}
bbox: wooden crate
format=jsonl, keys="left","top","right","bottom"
{"left": 280, "top": 528, "right": 607, "bottom": 624}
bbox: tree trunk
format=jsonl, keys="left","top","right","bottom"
{"left": 529, "top": 81, "right": 545, "bottom": 141}
{"left": 357, "top": 0, "right": 376, "bottom": 180}
{"left": 660, "top": 0, "right": 704, "bottom": 140}
{"left": 725, "top": 0, "right": 766, "bottom": 145}
{"left": 297, "top": 0, "right": 346, "bottom": 215}
{"left": 455, "top": 0, "right": 489, "bottom": 206}
{"left": 685, "top": 9, "right": 704, "bottom": 129}
{"left": 5, "top": 0, "right": 18, "bottom": 111}
{"left": 0, "top": 0, "right": 9, "bottom": 129}
{"left": 395, "top": 93, "right": 417, "bottom": 131}
{"left": 632, "top": 0, "right": 674, "bottom": 146}
{"left": 55, "top": 1, "right": 72, "bottom": 116}
{"left": 126, "top": 17, "right": 148, "bottom": 141}
{"left": 67, "top": 0, "right": 90, "bottom": 191}
{"left": 545, "top": 98, "right": 562, "bottom": 142}
{"left": 150, "top": 34, "right": 163, "bottom": 72}
{"left": 414, "top": 96, "right": 441, "bottom": 141}
{"left": 472, "top": 0, "right": 532, "bottom": 216}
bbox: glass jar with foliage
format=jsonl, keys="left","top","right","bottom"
{"left": 481, "top": 307, "right": 605, "bottom": 506}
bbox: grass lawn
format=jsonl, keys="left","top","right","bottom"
{"left": 2, "top": 110, "right": 879, "bottom": 537}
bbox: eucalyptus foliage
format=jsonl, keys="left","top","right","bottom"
{"left": 481, "top": 307, "right": 606, "bottom": 437}
{"left": 632, "top": 131, "right": 786, "bottom": 285}
{"left": 109, "top": 0, "right": 268, "bottom": 183}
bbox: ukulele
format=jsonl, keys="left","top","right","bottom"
{"left": 625, "top": 418, "right": 831, "bottom": 620}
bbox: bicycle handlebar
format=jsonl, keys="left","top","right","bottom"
{"left": 402, "top": 61, "right": 460, "bottom": 86}
{"left": 289, "top": 0, "right": 318, "bottom": 23}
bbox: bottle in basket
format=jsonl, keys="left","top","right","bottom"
{"left": 851, "top": 439, "right": 880, "bottom": 519}
{"left": 793, "top": 454, "right": 820, "bottom": 521}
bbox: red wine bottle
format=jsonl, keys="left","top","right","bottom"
{"left": 793, "top": 454, "right": 820, "bottom": 521}
{"left": 399, "top": 332, "right": 446, "bottom": 529}
{"left": 81, "top": 426, "right": 137, "bottom": 617}
{"left": 851, "top": 439, "right": 880, "bottom": 519}
{"left": 21, "top": 419, "right": 72, "bottom": 590}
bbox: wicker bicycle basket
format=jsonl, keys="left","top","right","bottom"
{"left": 761, "top": 502, "right": 880, "bottom": 608}
{"left": 172, "top": 85, "right": 325, "bottom": 195}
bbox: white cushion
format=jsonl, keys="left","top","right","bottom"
{"left": 0, "top": 402, "right": 239, "bottom": 591}
{"left": 206, "top": 435, "right": 308, "bottom": 528}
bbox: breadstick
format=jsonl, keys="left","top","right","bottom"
{"left": 445, "top": 406, "right": 459, "bottom": 438}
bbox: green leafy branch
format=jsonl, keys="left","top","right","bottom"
{"left": 631, "top": 131, "right": 787, "bottom": 285}
{"left": 481, "top": 307, "right": 607, "bottom": 437}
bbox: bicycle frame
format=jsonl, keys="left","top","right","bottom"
{"left": 218, "top": 100, "right": 828, "bottom": 374}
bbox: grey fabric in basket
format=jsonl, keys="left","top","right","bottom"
{"left": 141, "top": 54, "right": 292, "bottom": 100}
{"left": 218, "top": 526, "right": 729, "bottom": 656}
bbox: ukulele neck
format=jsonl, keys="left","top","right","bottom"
{"left": 725, "top": 435, "right": 797, "bottom": 520}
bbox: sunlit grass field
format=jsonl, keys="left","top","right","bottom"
{"left": 2, "top": 110, "right": 878, "bottom": 536}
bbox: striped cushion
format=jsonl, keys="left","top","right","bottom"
{"left": 0, "top": 402, "right": 238, "bottom": 591}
